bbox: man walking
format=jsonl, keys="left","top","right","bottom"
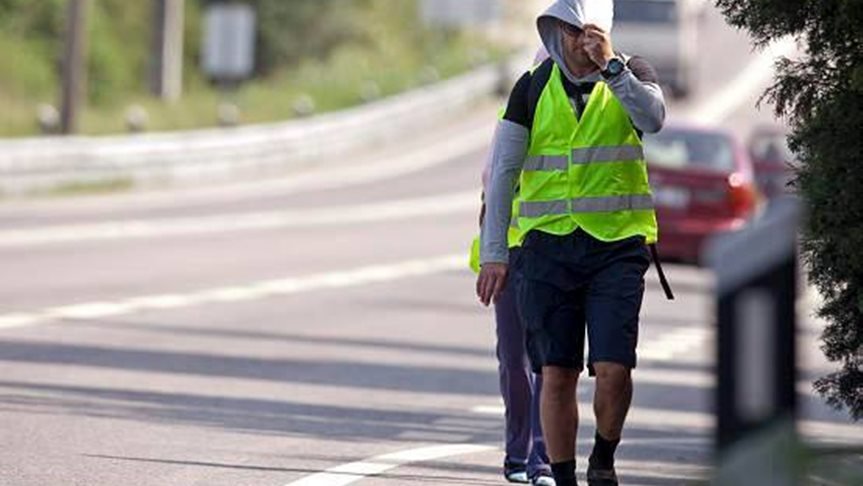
{"left": 476, "top": 1, "right": 666, "bottom": 485}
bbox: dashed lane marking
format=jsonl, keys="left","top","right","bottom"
{"left": 282, "top": 444, "right": 494, "bottom": 486}
{"left": 0, "top": 191, "right": 478, "bottom": 248}
{"left": 0, "top": 254, "right": 465, "bottom": 330}
{"left": 638, "top": 326, "right": 711, "bottom": 361}
{"left": 281, "top": 442, "right": 711, "bottom": 486}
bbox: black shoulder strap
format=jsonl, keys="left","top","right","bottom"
{"left": 649, "top": 244, "right": 675, "bottom": 300}
{"left": 527, "top": 58, "right": 555, "bottom": 128}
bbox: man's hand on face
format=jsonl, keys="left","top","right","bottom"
{"left": 476, "top": 262, "right": 509, "bottom": 307}
{"left": 582, "top": 23, "right": 614, "bottom": 69}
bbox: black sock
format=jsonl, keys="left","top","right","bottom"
{"left": 589, "top": 431, "right": 620, "bottom": 469}
{"left": 551, "top": 460, "right": 577, "bottom": 486}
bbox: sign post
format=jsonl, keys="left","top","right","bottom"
{"left": 151, "top": 0, "right": 185, "bottom": 101}
{"left": 60, "top": 0, "right": 90, "bottom": 135}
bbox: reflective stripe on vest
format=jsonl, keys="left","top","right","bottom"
{"left": 520, "top": 194, "right": 655, "bottom": 218}
{"left": 524, "top": 145, "right": 645, "bottom": 172}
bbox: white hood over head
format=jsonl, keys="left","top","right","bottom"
{"left": 537, "top": 0, "right": 615, "bottom": 82}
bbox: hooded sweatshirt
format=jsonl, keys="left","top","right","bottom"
{"left": 480, "top": 0, "right": 667, "bottom": 265}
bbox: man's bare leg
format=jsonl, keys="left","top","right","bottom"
{"left": 590, "top": 361, "right": 632, "bottom": 476}
{"left": 593, "top": 362, "right": 632, "bottom": 439}
{"left": 541, "top": 365, "right": 580, "bottom": 485}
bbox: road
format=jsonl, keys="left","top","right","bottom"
{"left": 0, "top": 6, "right": 860, "bottom": 486}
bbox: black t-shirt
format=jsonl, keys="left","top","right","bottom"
{"left": 502, "top": 56, "right": 660, "bottom": 137}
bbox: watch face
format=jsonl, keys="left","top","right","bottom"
{"left": 609, "top": 58, "right": 624, "bottom": 75}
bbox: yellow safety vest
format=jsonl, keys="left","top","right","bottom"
{"left": 517, "top": 63, "right": 657, "bottom": 244}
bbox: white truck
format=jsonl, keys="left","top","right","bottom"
{"left": 612, "top": 0, "right": 706, "bottom": 98}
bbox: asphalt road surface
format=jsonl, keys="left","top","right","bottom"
{"left": 1, "top": 7, "right": 860, "bottom": 486}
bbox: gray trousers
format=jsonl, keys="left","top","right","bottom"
{"left": 495, "top": 254, "right": 550, "bottom": 476}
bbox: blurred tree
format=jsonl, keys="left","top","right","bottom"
{"left": 715, "top": 0, "right": 863, "bottom": 420}
{"left": 0, "top": 0, "right": 150, "bottom": 104}
{"left": 85, "top": 0, "right": 151, "bottom": 104}
{"left": 248, "top": 0, "right": 369, "bottom": 75}
{"left": 0, "top": 0, "right": 434, "bottom": 98}
{"left": 0, "top": 0, "right": 66, "bottom": 38}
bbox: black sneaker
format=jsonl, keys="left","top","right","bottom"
{"left": 586, "top": 464, "right": 618, "bottom": 486}
{"left": 504, "top": 461, "right": 530, "bottom": 484}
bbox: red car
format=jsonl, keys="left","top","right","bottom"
{"left": 747, "top": 126, "right": 797, "bottom": 199}
{"left": 644, "top": 124, "right": 761, "bottom": 263}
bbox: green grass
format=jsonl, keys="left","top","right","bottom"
{"left": 2, "top": 30, "right": 504, "bottom": 137}
{"left": 0, "top": 32, "right": 58, "bottom": 136}
{"left": 35, "top": 177, "right": 136, "bottom": 197}
{"left": 0, "top": 0, "right": 507, "bottom": 138}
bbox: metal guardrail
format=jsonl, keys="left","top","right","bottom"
{"left": 0, "top": 57, "right": 524, "bottom": 196}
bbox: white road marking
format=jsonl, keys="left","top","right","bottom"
{"left": 471, "top": 404, "right": 863, "bottom": 443}
{"left": 639, "top": 326, "right": 711, "bottom": 361}
{"left": 283, "top": 444, "right": 494, "bottom": 486}
{"left": 282, "top": 443, "right": 711, "bottom": 486}
{"left": 688, "top": 38, "right": 797, "bottom": 124}
{"left": 472, "top": 366, "right": 821, "bottom": 399}
{"left": 0, "top": 254, "right": 465, "bottom": 330}
{"left": 0, "top": 191, "right": 478, "bottom": 248}
{"left": 635, "top": 367, "right": 820, "bottom": 398}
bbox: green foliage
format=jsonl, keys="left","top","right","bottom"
{"left": 715, "top": 0, "right": 863, "bottom": 420}
{"left": 250, "top": 0, "right": 369, "bottom": 74}
{"left": 85, "top": 1, "right": 152, "bottom": 104}
{"left": 0, "top": 34, "right": 55, "bottom": 97}
{"left": 0, "top": 0, "right": 66, "bottom": 40}
{"left": 0, "top": 0, "right": 64, "bottom": 100}
{"left": 0, "top": 0, "right": 500, "bottom": 136}
{"left": 40, "top": 177, "right": 134, "bottom": 197}
{"left": 0, "top": 0, "right": 151, "bottom": 104}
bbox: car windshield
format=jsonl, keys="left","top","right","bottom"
{"left": 644, "top": 129, "right": 736, "bottom": 171}
{"left": 615, "top": 0, "right": 678, "bottom": 24}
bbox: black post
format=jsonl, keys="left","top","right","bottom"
{"left": 709, "top": 197, "right": 802, "bottom": 485}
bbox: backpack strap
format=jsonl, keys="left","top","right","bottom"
{"left": 649, "top": 244, "right": 675, "bottom": 300}
{"left": 526, "top": 58, "right": 555, "bottom": 129}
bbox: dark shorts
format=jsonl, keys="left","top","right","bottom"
{"left": 514, "top": 229, "right": 650, "bottom": 375}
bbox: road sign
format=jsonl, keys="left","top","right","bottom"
{"left": 202, "top": 2, "right": 256, "bottom": 83}
{"left": 707, "top": 197, "right": 802, "bottom": 486}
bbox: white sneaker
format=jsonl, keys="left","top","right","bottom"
{"left": 505, "top": 471, "right": 530, "bottom": 483}
{"left": 532, "top": 475, "right": 556, "bottom": 486}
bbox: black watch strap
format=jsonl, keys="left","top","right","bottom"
{"left": 601, "top": 57, "right": 625, "bottom": 79}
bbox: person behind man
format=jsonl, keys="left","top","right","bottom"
{"left": 476, "top": 1, "right": 666, "bottom": 485}
{"left": 472, "top": 48, "right": 555, "bottom": 486}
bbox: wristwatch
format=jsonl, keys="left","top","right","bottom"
{"left": 601, "top": 57, "right": 626, "bottom": 79}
